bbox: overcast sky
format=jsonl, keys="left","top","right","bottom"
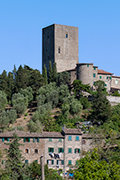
{"left": 0, "top": 0, "right": 120, "bottom": 75}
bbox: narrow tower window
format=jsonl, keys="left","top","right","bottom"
{"left": 66, "top": 33, "right": 68, "bottom": 38}
{"left": 58, "top": 47, "right": 60, "bottom": 53}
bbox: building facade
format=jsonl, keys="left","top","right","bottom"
{"left": 42, "top": 24, "right": 78, "bottom": 72}
{"left": 0, "top": 128, "right": 95, "bottom": 171}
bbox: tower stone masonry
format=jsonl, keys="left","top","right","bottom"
{"left": 42, "top": 24, "right": 78, "bottom": 72}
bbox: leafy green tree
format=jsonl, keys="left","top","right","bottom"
{"left": 48, "top": 61, "right": 53, "bottom": 83}
{"left": 90, "top": 81, "right": 111, "bottom": 124}
{"left": 27, "top": 120, "right": 43, "bottom": 133}
{"left": 80, "top": 96, "right": 91, "bottom": 109}
{"left": 58, "top": 84, "right": 70, "bottom": 104}
{"left": 7, "top": 109, "right": 17, "bottom": 124}
{"left": 12, "top": 93, "right": 28, "bottom": 116}
{"left": 0, "top": 90, "right": 7, "bottom": 112}
{"left": 57, "top": 71, "right": 70, "bottom": 87}
{"left": 15, "top": 65, "right": 28, "bottom": 92}
{"left": 0, "top": 70, "right": 8, "bottom": 95}
{"left": 61, "top": 103, "right": 70, "bottom": 119}
{"left": 0, "top": 110, "right": 9, "bottom": 128}
{"left": 7, "top": 72, "right": 14, "bottom": 102}
{"left": 52, "top": 63, "right": 57, "bottom": 82}
{"left": 20, "top": 87, "right": 33, "bottom": 103}
{"left": 72, "top": 79, "right": 90, "bottom": 99}
{"left": 42, "top": 64, "right": 48, "bottom": 85}
{"left": 74, "top": 149, "right": 120, "bottom": 180}
{"left": 5, "top": 133, "right": 27, "bottom": 180}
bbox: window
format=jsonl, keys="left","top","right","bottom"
{"left": 93, "top": 82, "right": 95, "bottom": 85}
{"left": 66, "top": 33, "right": 68, "bottom": 38}
{"left": 74, "top": 148, "right": 80, "bottom": 153}
{"left": 99, "top": 76, "right": 102, "bottom": 79}
{"left": 47, "top": 160, "right": 54, "bottom": 165}
{"left": 68, "top": 160, "right": 72, "bottom": 165}
{"left": 35, "top": 149, "right": 38, "bottom": 154}
{"left": 105, "top": 84, "right": 107, "bottom": 87}
{"left": 2, "top": 138, "right": 4, "bottom": 142}
{"left": 24, "top": 138, "right": 30, "bottom": 142}
{"left": 25, "top": 160, "right": 28, "bottom": 164}
{"left": 57, "top": 160, "right": 64, "bottom": 165}
{"left": 82, "top": 139, "right": 86, "bottom": 144}
{"left": 68, "top": 148, "right": 72, "bottom": 153}
{"left": 93, "top": 73, "right": 96, "bottom": 77}
{"left": 33, "top": 138, "right": 39, "bottom": 142}
{"left": 25, "top": 149, "right": 29, "bottom": 153}
{"left": 68, "top": 136, "right": 72, "bottom": 141}
{"left": 94, "top": 67, "right": 96, "bottom": 70}
{"left": 3, "top": 137, "right": 9, "bottom": 142}
{"left": 58, "top": 148, "right": 64, "bottom": 153}
{"left": 87, "top": 64, "right": 89, "bottom": 67}
{"left": 115, "top": 79, "right": 118, "bottom": 84}
{"left": 59, "top": 138, "right": 62, "bottom": 142}
{"left": 49, "top": 138, "right": 52, "bottom": 141}
{"left": 48, "top": 147, "right": 54, "bottom": 153}
{"left": 76, "top": 136, "right": 79, "bottom": 141}
{"left": 58, "top": 47, "right": 60, "bottom": 53}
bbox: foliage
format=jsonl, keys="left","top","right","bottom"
{"left": 89, "top": 81, "right": 111, "bottom": 124}
{"left": 74, "top": 149, "right": 120, "bottom": 180}
{"left": 57, "top": 71, "right": 71, "bottom": 87}
{"left": 4, "top": 133, "right": 27, "bottom": 180}
{"left": 42, "top": 64, "right": 48, "bottom": 85}
{"left": 37, "top": 82, "right": 58, "bottom": 108}
{"left": 12, "top": 93, "right": 28, "bottom": 116}
{"left": 20, "top": 86, "right": 33, "bottom": 103}
{"left": 0, "top": 90, "right": 7, "bottom": 112}
{"left": 112, "top": 90, "right": 120, "bottom": 96}
{"left": 27, "top": 120, "right": 43, "bottom": 133}
{"left": 72, "top": 79, "right": 90, "bottom": 99}
{"left": 80, "top": 96, "right": 91, "bottom": 109}
{"left": 58, "top": 84, "right": 70, "bottom": 104}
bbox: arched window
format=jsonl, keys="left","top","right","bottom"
{"left": 82, "top": 139, "right": 86, "bottom": 144}
{"left": 74, "top": 148, "right": 80, "bottom": 153}
{"left": 35, "top": 149, "right": 38, "bottom": 154}
{"left": 25, "top": 149, "right": 29, "bottom": 153}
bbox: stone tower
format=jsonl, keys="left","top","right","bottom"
{"left": 42, "top": 24, "right": 78, "bottom": 72}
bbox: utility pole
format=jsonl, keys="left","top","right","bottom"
{"left": 40, "top": 155, "right": 45, "bottom": 180}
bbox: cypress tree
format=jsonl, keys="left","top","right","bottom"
{"left": 42, "top": 64, "right": 48, "bottom": 85}
{"left": 48, "top": 61, "right": 53, "bottom": 83}
{"left": 52, "top": 63, "right": 57, "bottom": 82}
{"left": 5, "top": 133, "right": 26, "bottom": 179}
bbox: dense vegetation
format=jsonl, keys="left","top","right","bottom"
{"left": 0, "top": 63, "right": 120, "bottom": 179}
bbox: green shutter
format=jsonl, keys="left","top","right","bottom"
{"left": 87, "top": 64, "right": 89, "bottom": 67}
{"left": 25, "top": 160, "right": 28, "bottom": 164}
{"left": 57, "top": 160, "right": 59, "bottom": 165}
{"left": 62, "top": 160, "right": 64, "bottom": 165}
{"left": 24, "top": 138, "right": 26, "bottom": 142}
{"left": 47, "top": 160, "right": 49, "bottom": 164}
{"left": 58, "top": 148, "right": 60, "bottom": 153}
{"left": 78, "top": 149, "right": 80, "bottom": 153}
{"left": 7, "top": 138, "right": 9, "bottom": 142}
{"left": 68, "top": 148, "right": 72, "bottom": 153}
{"left": 37, "top": 138, "right": 39, "bottom": 142}
{"left": 33, "top": 138, "right": 35, "bottom": 142}
{"left": 76, "top": 161, "right": 78, "bottom": 165}
{"left": 52, "top": 160, "right": 54, "bottom": 165}
{"left": 62, "top": 148, "right": 64, "bottom": 153}
{"left": 48, "top": 148, "right": 50, "bottom": 152}
{"left": 2, "top": 160, "right": 4, "bottom": 164}
{"left": 28, "top": 138, "right": 30, "bottom": 142}
{"left": 75, "top": 149, "right": 76, "bottom": 153}
{"left": 2, "top": 138, "right": 4, "bottom": 142}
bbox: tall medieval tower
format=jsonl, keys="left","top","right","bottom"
{"left": 42, "top": 24, "right": 78, "bottom": 72}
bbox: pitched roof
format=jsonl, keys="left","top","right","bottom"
{"left": 0, "top": 130, "right": 63, "bottom": 138}
{"left": 63, "top": 128, "right": 82, "bottom": 135}
{"left": 98, "top": 69, "right": 112, "bottom": 75}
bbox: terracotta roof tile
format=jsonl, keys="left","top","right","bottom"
{"left": 98, "top": 69, "right": 112, "bottom": 75}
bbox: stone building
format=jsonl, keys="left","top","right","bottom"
{"left": 42, "top": 24, "right": 120, "bottom": 93}
{"left": 0, "top": 128, "right": 96, "bottom": 171}
{"left": 42, "top": 24, "right": 78, "bottom": 72}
